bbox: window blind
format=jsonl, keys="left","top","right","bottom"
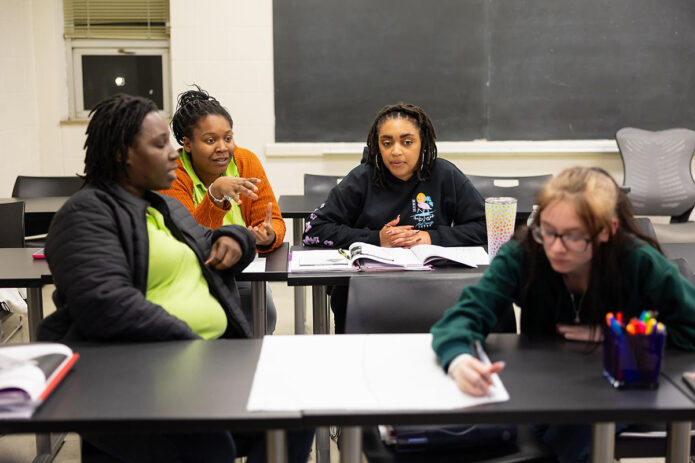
{"left": 63, "top": 0, "right": 170, "bottom": 39}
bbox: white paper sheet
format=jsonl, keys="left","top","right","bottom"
{"left": 288, "top": 250, "right": 356, "bottom": 273}
{"left": 242, "top": 256, "right": 266, "bottom": 273}
{"left": 247, "top": 333, "right": 508, "bottom": 411}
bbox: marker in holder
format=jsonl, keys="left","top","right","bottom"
{"left": 603, "top": 313, "right": 666, "bottom": 389}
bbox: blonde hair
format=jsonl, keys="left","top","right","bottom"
{"left": 534, "top": 167, "right": 618, "bottom": 242}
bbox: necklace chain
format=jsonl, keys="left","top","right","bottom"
{"left": 569, "top": 292, "right": 585, "bottom": 324}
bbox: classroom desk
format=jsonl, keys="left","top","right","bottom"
{"left": 0, "top": 247, "right": 51, "bottom": 342}
{"left": 0, "top": 196, "right": 69, "bottom": 236}
{"left": 0, "top": 243, "right": 288, "bottom": 343}
{"left": 297, "top": 334, "right": 693, "bottom": 463}
{"left": 0, "top": 339, "right": 301, "bottom": 463}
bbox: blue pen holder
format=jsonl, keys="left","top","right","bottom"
{"left": 603, "top": 326, "right": 666, "bottom": 389}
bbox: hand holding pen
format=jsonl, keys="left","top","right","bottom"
{"left": 449, "top": 340, "right": 505, "bottom": 397}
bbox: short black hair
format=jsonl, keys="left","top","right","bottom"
{"left": 83, "top": 93, "right": 158, "bottom": 186}
{"left": 365, "top": 103, "right": 438, "bottom": 187}
{"left": 171, "top": 85, "right": 233, "bottom": 146}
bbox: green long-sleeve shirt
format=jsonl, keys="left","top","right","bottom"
{"left": 431, "top": 239, "right": 695, "bottom": 370}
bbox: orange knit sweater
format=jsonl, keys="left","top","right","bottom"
{"left": 160, "top": 147, "right": 286, "bottom": 253}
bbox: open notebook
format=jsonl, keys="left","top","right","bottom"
{"left": 289, "top": 242, "right": 488, "bottom": 273}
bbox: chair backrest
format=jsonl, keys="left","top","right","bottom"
{"left": 634, "top": 217, "right": 658, "bottom": 242}
{"left": 0, "top": 202, "right": 25, "bottom": 248}
{"left": 12, "top": 175, "right": 84, "bottom": 199}
{"left": 466, "top": 174, "right": 552, "bottom": 213}
{"left": 303, "top": 174, "right": 343, "bottom": 198}
{"left": 345, "top": 273, "right": 516, "bottom": 334}
{"left": 616, "top": 127, "right": 695, "bottom": 220}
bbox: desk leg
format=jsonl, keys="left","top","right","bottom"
{"left": 340, "top": 426, "right": 362, "bottom": 463}
{"left": 252, "top": 281, "right": 268, "bottom": 338}
{"left": 312, "top": 285, "right": 329, "bottom": 335}
{"left": 33, "top": 432, "right": 66, "bottom": 463}
{"left": 590, "top": 422, "right": 615, "bottom": 463}
{"left": 267, "top": 430, "right": 288, "bottom": 463}
{"left": 311, "top": 285, "right": 331, "bottom": 463}
{"left": 27, "top": 286, "right": 43, "bottom": 343}
{"left": 666, "top": 421, "right": 691, "bottom": 463}
{"left": 293, "top": 217, "right": 306, "bottom": 334}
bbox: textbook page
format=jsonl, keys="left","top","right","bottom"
{"left": 410, "top": 245, "right": 489, "bottom": 267}
{"left": 242, "top": 255, "right": 266, "bottom": 273}
{"left": 348, "top": 242, "right": 427, "bottom": 270}
{"left": 247, "top": 334, "right": 508, "bottom": 411}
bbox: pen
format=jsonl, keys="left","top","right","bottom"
{"left": 472, "top": 340, "right": 491, "bottom": 366}
{"left": 338, "top": 248, "right": 350, "bottom": 259}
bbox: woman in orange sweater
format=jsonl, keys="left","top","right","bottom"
{"left": 161, "top": 87, "right": 284, "bottom": 332}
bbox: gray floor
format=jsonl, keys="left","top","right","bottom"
{"left": 0, "top": 284, "right": 666, "bottom": 463}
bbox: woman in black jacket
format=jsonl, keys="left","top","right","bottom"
{"left": 38, "top": 94, "right": 312, "bottom": 463}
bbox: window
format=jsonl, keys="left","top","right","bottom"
{"left": 63, "top": 0, "right": 171, "bottom": 119}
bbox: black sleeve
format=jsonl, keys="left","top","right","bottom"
{"left": 302, "top": 170, "right": 380, "bottom": 248}
{"left": 211, "top": 224, "right": 257, "bottom": 275}
{"left": 45, "top": 196, "right": 199, "bottom": 342}
{"left": 429, "top": 170, "right": 487, "bottom": 247}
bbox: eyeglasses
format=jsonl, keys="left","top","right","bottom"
{"left": 531, "top": 226, "right": 595, "bottom": 252}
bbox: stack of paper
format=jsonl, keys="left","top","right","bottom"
{"left": 247, "top": 333, "right": 508, "bottom": 411}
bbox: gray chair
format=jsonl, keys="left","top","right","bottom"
{"left": 616, "top": 128, "right": 695, "bottom": 243}
{"left": 345, "top": 274, "right": 554, "bottom": 463}
{"left": 0, "top": 202, "right": 25, "bottom": 343}
{"left": 12, "top": 175, "right": 83, "bottom": 198}
{"left": 304, "top": 173, "right": 343, "bottom": 199}
{"left": 466, "top": 174, "right": 552, "bottom": 215}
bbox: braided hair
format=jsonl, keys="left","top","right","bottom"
{"left": 171, "top": 85, "right": 233, "bottom": 146}
{"left": 365, "top": 103, "right": 438, "bottom": 187}
{"left": 83, "top": 93, "right": 158, "bottom": 186}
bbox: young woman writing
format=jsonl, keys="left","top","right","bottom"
{"left": 432, "top": 166, "right": 695, "bottom": 462}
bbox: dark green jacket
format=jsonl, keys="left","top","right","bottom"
{"left": 431, "top": 239, "right": 695, "bottom": 369}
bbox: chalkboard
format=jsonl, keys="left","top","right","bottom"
{"left": 273, "top": 0, "right": 695, "bottom": 142}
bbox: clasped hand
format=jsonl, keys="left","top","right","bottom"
{"left": 379, "top": 215, "right": 431, "bottom": 248}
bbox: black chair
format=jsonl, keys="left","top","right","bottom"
{"left": 345, "top": 273, "right": 516, "bottom": 335}
{"left": 304, "top": 174, "right": 344, "bottom": 199}
{"left": 634, "top": 217, "right": 658, "bottom": 242}
{"left": 345, "top": 274, "right": 554, "bottom": 463}
{"left": 12, "top": 175, "right": 82, "bottom": 246}
{"left": 466, "top": 174, "right": 552, "bottom": 215}
{"left": 0, "top": 202, "right": 25, "bottom": 343}
{"left": 0, "top": 202, "right": 25, "bottom": 248}
{"left": 11, "top": 175, "right": 83, "bottom": 198}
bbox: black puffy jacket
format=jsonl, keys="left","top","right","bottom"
{"left": 38, "top": 182, "right": 256, "bottom": 342}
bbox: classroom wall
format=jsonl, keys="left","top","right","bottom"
{"left": 0, "top": 0, "right": 634, "bottom": 209}
{"left": 0, "top": 0, "right": 42, "bottom": 196}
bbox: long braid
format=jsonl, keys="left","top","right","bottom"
{"left": 83, "top": 94, "right": 158, "bottom": 186}
{"left": 365, "top": 103, "right": 438, "bottom": 187}
{"left": 171, "top": 85, "right": 234, "bottom": 146}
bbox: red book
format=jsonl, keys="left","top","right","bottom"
{"left": 0, "top": 343, "right": 78, "bottom": 418}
